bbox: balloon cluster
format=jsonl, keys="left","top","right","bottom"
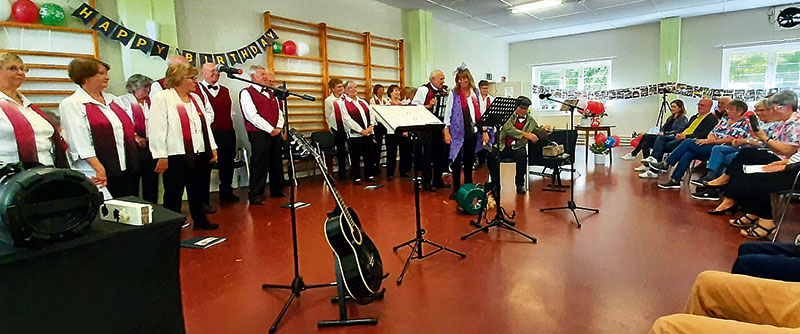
{"left": 3, "top": 1, "right": 65, "bottom": 25}
{"left": 595, "top": 133, "right": 620, "bottom": 149}
{"left": 271, "top": 40, "right": 311, "bottom": 56}
{"left": 39, "top": 3, "right": 65, "bottom": 26}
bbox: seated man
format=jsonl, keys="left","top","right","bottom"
{"left": 650, "top": 99, "right": 751, "bottom": 189}
{"left": 650, "top": 270, "right": 800, "bottom": 334}
{"left": 732, "top": 238, "right": 800, "bottom": 282}
{"left": 639, "top": 98, "right": 719, "bottom": 178}
{"left": 485, "top": 96, "right": 548, "bottom": 195}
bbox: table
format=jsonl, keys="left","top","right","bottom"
{"left": 575, "top": 125, "right": 615, "bottom": 165}
{"left": 0, "top": 196, "right": 187, "bottom": 334}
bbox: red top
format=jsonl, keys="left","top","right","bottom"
{"left": 505, "top": 118, "right": 526, "bottom": 148}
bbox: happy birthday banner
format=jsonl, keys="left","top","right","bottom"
{"left": 71, "top": 3, "right": 279, "bottom": 67}
{"left": 533, "top": 82, "right": 800, "bottom": 103}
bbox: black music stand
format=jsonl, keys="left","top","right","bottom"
{"left": 374, "top": 106, "right": 466, "bottom": 285}
{"left": 460, "top": 97, "right": 537, "bottom": 243}
{"left": 538, "top": 95, "right": 599, "bottom": 228}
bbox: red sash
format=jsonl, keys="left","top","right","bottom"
{"left": 85, "top": 102, "right": 138, "bottom": 176}
{"left": 175, "top": 95, "right": 212, "bottom": 167}
{"left": 1, "top": 101, "right": 37, "bottom": 163}
{"left": 130, "top": 102, "right": 147, "bottom": 138}
{"left": 157, "top": 78, "right": 166, "bottom": 89}
{"left": 30, "top": 105, "right": 68, "bottom": 168}
{"left": 459, "top": 90, "right": 481, "bottom": 122}
{"left": 344, "top": 99, "right": 371, "bottom": 130}
{"left": 332, "top": 101, "right": 344, "bottom": 131}
{"left": 485, "top": 96, "right": 491, "bottom": 110}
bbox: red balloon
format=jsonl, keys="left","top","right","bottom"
{"left": 12, "top": 0, "right": 38, "bottom": 23}
{"left": 611, "top": 135, "right": 621, "bottom": 147}
{"left": 594, "top": 133, "right": 607, "bottom": 145}
{"left": 630, "top": 137, "right": 640, "bottom": 148}
{"left": 282, "top": 40, "right": 297, "bottom": 55}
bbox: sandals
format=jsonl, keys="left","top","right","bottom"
{"left": 729, "top": 215, "right": 758, "bottom": 228}
{"left": 741, "top": 222, "right": 777, "bottom": 240}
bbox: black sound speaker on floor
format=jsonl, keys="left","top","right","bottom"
{"left": 0, "top": 163, "right": 103, "bottom": 246}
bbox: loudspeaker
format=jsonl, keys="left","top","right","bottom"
{"left": 0, "top": 163, "right": 103, "bottom": 246}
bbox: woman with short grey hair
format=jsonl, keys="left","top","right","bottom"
{"left": 117, "top": 73, "right": 159, "bottom": 203}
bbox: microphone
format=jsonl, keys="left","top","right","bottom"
{"left": 744, "top": 110, "right": 760, "bottom": 132}
{"left": 538, "top": 93, "right": 551, "bottom": 100}
{"left": 215, "top": 64, "right": 243, "bottom": 75}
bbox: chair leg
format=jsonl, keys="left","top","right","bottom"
{"left": 772, "top": 194, "right": 793, "bottom": 242}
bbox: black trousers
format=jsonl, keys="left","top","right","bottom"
{"left": 331, "top": 129, "right": 349, "bottom": 179}
{"left": 136, "top": 150, "right": 159, "bottom": 204}
{"left": 213, "top": 130, "right": 237, "bottom": 197}
{"left": 162, "top": 154, "right": 211, "bottom": 225}
{"left": 106, "top": 169, "right": 138, "bottom": 199}
{"left": 348, "top": 136, "right": 379, "bottom": 180}
{"left": 631, "top": 133, "right": 658, "bottom": 158}
{"left": 248, "top": 132, "right": 284, "bottom": 199}
{"left": 732, "top": 242, "right": 800, "bottom": 282}
{"left": 486, "top": 147, "right": 527, "bottom": 192}
{"left": 385, "top": 132, "right": 412, "bottom": 176}
{"left": 725, "top": 162, "right": 798, "bottom": 219}
{"left": 417, "top": 130, "right": 446, "bottom": 186}
{"left": 451, "top": 132, "right": 478, "bottom": 192}
{"left": 725, "top": 147, "right": 780, "bottom": 179}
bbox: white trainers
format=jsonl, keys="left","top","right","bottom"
{"left": 620, "top": 153, "right": 636, "bottom": 161}
{"left": 641, "top": 156, "right": 657, "bottom": 165}
{"left": 638, "top": 170, "right": 658, "bottom": 179}
{"left": 633, "top": 165, "right": 649, "bottom": 172}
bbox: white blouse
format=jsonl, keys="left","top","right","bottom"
{"left": 338, "top": 95, "right": 376, "bottom": 138}
{"left": 116, "top": 93, "right": 150, "bottom": 125}
{"left": 0, "top": 91, "right": 55, "bottom": 166}
{"left": 59, "top": 88, "right": 127, "bottom": 177}
{"left": 148, "top": 88, "right": 218, "bottom": 159}
{"left": 324, "top": 93, "right": 343, "bottom": 131}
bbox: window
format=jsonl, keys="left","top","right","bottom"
{"left": 531, "top": 60, "right": 611, "bottom": 111}
{"left": 722, "top": 42, "right": 800, "bottom": 89}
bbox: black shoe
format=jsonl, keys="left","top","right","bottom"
{"left": 193, "top": 222, "right": 220, "bottom": 230}
{"left": 270, "top": 192, "right": 287, "bottom": 198}
{"left": 691, "top": 162, "right": 707, "bottom": 173}
{"left": 448, "top": 193, "right": 457, "bottom": 200}
{"left": 249, "top": 197, "right": 265, "bottom": 205}
{"left": 691, "top": 188, "right": 720, "bottom": 201}
{"left": 220, "top": 193, "right": 240, "bottom": 203}
{"left": 338, "top": 174, "right": 348, "bottom": 180}
{"left": 658, "top": 180, "right": 681, "bottom": 189}
{"left": 204, "top": 204, "right": 217, "bottom": 214}
{"left": 689, "top": 178, "right": 706, "bottom": 187}
{"left": 353, "top": 178, "right": 363, "bottom": 185}
{"left": 651, "top": 161, "right": 669, "bottom": 172}
{"left": 708, "top": 205, "right": 738, "bottom": 216}
{"left": 366, "top": 176, "right": 376, "bottom": 182}
{"left": 516, "top": 186, "right": 526, "bottom": 194}
{"left": 399, "top": 172, "right": 410, "bottom": 178}
{"left": 433, "top": 181, "right": 451, "bottom": 189}
{"left": 422, "top": 184, "right": 435, "bottom": 192}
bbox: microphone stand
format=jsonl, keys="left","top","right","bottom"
{"left": 222, "top": 72, "right": 333, "bottom": 333}
{"left": 538, "top": 95, "right": 599, "bottom": 228}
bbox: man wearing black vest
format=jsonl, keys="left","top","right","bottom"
{"left": 197, "top": 62, "right": 238, "bottom": 203}
{"left": 411, "top": 70, "right": 451, "bottom": 191}
{"left": 240, "top": 65, "right": 286, "bottom": 205}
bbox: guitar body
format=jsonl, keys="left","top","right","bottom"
{"left": 324, "top": 207, "right": 384, "bottom": 304}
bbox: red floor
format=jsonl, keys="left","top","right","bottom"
{"left": 178, "top": 148, "right": 799, "bottom": 334}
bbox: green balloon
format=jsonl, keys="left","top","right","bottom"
{"left": 39, "top": 3, "right": 66, "bottom": 26}
{"left": 272, "top": 41, "right": 282, "bottom": 54}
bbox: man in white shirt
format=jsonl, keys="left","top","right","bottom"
{"left": 324, "top": 78, "right": 348, "bottom": 179}
{"left": 476, "top": 80, "right": 494, "bottom": 167}
{"left": 338, "top": 80, "right": 378, "bottom": 183}
{"left": 196, "top": 63, "right": 239, "bottom": 203}
{"left": 240, "top": 65, "right": 285, "bottom": 204}
{"left": 411, "top": 70, "right": 450, "bottom": 191}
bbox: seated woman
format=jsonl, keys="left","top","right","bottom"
{"left": 650, "top": 270, "right": 800, "bottom": 334}
{"left": 708, "top": 90, "right": 800, "bottom": 215}
{"left": 0, "top": 52, "right": 67, "bottom": 168}
{"left": 650, "top": 99, "right": 751, "bottom": 189}
{"left": 623, "top": 99, "right": 688, "bottom": 168}
{"left": 732, "top": 239, "right": 800, "bottom": 282}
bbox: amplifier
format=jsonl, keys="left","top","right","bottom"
{"left": 99, "top": 200, "right": 153, "bottom": 226}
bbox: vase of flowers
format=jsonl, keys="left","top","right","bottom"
{"left": 581, "top": 101, "right": 607, "bottom": 127}
{"left": 589, "top": 143, "right": 608, "bottom": 165}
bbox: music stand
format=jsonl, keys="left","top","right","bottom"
{"left": 373, "top": 106, "right": 466, "bottom": 285}
{"left": 460, "top": 97, "right": 537, "bottom": 243}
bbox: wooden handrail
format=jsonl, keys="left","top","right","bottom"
{"left": 328, "top": 35, "right": 363, "bottom": 44}
{"left": 1, "top": 49, "right": 94, "bottom": 59}
{"left": 326, "top": 25, "right": 363, "bottom": 37}
{"left": 24, "top": 77, "right": 73, "bottom": 83}
{"left": 329, "top": 59, "right": 365, "bottom": 67}
{"left": 371, "top": 64, "right": 400, "bottom": 70}
{"left": 269, "top": 13, "right": 319, "bottom": 28}
{"left": 371, "top": 43, "right": 399, "bottom": 50}
{"left": 271, "top": 24, "right": 318, "bottom": 37}
{"left": 0, "top": 21, "right": 95, "bottom": 34}
{"left": 20, "top": 90, "right": 73, "bottom": 95}
{"left": 26, "top": 64, "right": 69, "bottom": 70}
{"left": 275, "top": 70, "right": 322, "bottom": 78}
{"left": 273, "top": 53, "right": 323, "bottom": 62}
{"left": 371, "top": 34, "right": 400, "bottom": 44}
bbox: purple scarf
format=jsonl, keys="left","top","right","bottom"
{"left": 448, "top": 89, "right": 493, "bottom": 160}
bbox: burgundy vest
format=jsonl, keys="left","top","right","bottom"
{"left": 199, "top": 84, "right": 234, "bottom": 131}
{"left": 242, "top": 86, "right": 279, "bottom": 132}
{"left": 157, "top": 78, "right": 166, "bottom": 89}
{"left": 85, "top": 102, "right": 138, "bottom": 176}
{"left": 344, "top": 98, "right": 371, "bottom": 130}
{"left": 423, "top": 82, "right": 437, "bottom": 111}
{"left": 506, "top": 118, "right": 526, "bottom": 148}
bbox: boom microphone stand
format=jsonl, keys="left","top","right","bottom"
{"left": 538, "top": 93, "right": 599, "bottom": 228}
{"left": 221, "top": 69, "right": 335, "bottom": 333}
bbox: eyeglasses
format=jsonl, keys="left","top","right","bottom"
{"left": 5, "top": 65, "right": 29, "bottom": 73}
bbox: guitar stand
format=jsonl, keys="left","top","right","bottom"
{"left": 393, "top": 175, "right": 465, "bottom": 285}
{"left": 318, "top": 258, "right": 381, "bottom": 328}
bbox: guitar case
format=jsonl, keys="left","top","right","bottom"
{"left": 0, "top": 163, "right": 103, "bottom": 246}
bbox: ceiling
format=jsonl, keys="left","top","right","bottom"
{"left": 373, "top": 0, "right": 799, "bottom": 42}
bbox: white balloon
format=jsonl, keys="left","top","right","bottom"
{"left": 0, "top": 0, "right": 11, "bottom": 21}
{"left": 296, "top": 42, "right": 310, "bottom": 57}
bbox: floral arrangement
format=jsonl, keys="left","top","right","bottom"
{"left": 589, "top": 133, "right": 619, "bottom": 154}
{"left": 581, "top": 101, "right": 607, "bottom": 119}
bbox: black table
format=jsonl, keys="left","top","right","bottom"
{"left": 0, "top": 196, "right": 186, "bottom": 334}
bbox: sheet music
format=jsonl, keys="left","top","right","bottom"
{"left": 372, "top": 105, "right": 444, "bottom": 134}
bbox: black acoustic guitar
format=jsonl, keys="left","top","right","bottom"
{"left": 288, "top": 129, "right": 385, "bottom": 304}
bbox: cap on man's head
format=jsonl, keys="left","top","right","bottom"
{"left": 517, "top": 96, "right": 532, "bottom": 109}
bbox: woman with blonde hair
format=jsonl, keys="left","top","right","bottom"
{"left": 60, "top": 58, "right": 138, "bottom": 198}
{"left": 0, "top": 52, "right": 67, "bottom": 168}
{"left": 148, "top": 63, "right": 219, "bottom": 230}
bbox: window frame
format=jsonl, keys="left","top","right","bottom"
{"left": 721, "top": 42, "right": 800, "bottom": 89}
{"left": 531, "top": 59, "right": 612, "bottom": 115}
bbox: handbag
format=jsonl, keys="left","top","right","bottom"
{"left": 542, "top": 143, "right": 564, "bottom": 157}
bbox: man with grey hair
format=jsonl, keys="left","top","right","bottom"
{"left": 411, "top": 70, "right": 450, "bottom": 191}
{"left": 149, "top": 55, "right": 190, "bottom": 99}
{"left": 715, "top": 96, "right": 732, "bottom": 119}
{"left": 240, "top": 65, "right": 285, "bottom": 204}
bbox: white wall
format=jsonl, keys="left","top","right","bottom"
{"left": 508, "top": 23, "right": 661, "bottom": 137}
{"left": 431, "top": 19, "right": 509, "bottom": 88}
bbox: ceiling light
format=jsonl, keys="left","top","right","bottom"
{"left": 511, "top": 0, "right": 564, "bottom": 14}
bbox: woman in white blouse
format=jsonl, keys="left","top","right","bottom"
{"left": 0, "top": 52, "right": 67, "bottom": 168}
{"left": 60, "top": 58, "right": 138, "bottom": 199}
{"left": 148, "top": 63, "right": 219, "bottom": 230}
{"left": 117, "top": 74, "right": 159, "bottom": 204}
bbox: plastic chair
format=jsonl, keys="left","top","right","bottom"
{"left": 773, "top": 168, "right": 800, "bottom": 242}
